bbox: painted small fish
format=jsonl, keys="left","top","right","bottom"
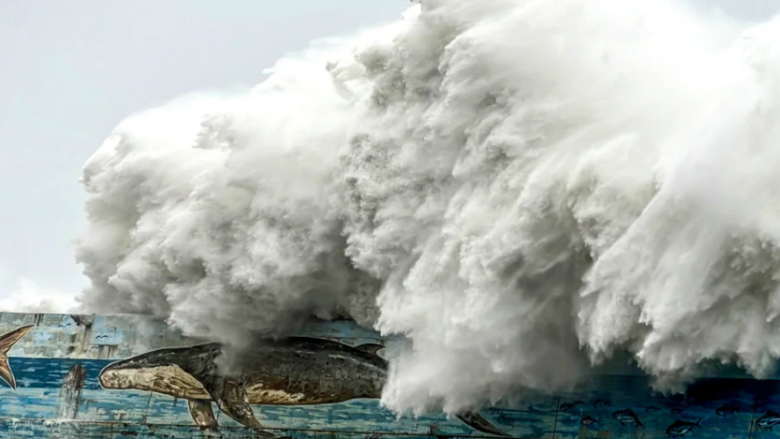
{"left": 671, "top": 407, "right": 686, "bottom": 415}
{"left": 559, "top": 401, "right": 584, "bottom": 412}
{"left": 666, "top": 419, "right": 702, "bottom": 437}
{"left": 756, "top": 411, "right": 780, "bottom": 429}
{"left": 752, "top": 402, "right": 767, "bottom": 412}
{"left": 646, "top": 406, "right": 661, "bottom": 413}
{"left": 612, "top": 408, "right": 644, "bottom": 428}
{"left": 593, "top": 399, "right": 610, "bottom": 408}
{"left": 581, "top": 415, "right": 601, "bottom": 427}
{"left": 715, "top": 403, "right": 740, "bottom": 417}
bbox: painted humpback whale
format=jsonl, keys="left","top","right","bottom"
{"left": 98, "top": 336, "right": 509, "bottom": 436}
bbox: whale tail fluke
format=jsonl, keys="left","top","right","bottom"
{"left": 0, "top": 325, "right": 33, "bottom": 390}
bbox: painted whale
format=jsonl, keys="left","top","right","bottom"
{"left": 98, "top": 336, "right": 510, "bottom": 436}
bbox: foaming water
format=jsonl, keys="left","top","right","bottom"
{"left": 76, "top": 0, "right": 780, "bottom": 417}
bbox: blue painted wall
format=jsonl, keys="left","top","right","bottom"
{"left": 0, "top": 312, "right": 776, "bottom": 439}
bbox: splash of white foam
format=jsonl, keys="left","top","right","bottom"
{"left": 76, "top": 0, "right": 780, "bottom": 417}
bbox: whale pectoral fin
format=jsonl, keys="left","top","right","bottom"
{"left": 188, "top": 399, "right": 220, "bottom": 431}
{"left": 218, "top": 378, "right": 263, "bottom": 429}
{"left": 203, "top": 375, "right": 269, "bottom": 434}
{"left": 456, "top": 411, "right": 511, "bottom": 437}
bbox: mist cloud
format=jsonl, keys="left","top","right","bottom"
{"left": 76, "top": 0, "right": 780, "bottom": 416}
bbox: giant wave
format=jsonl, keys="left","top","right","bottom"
{"left": 75, "top": 0, "right": 780, "bottom": 418}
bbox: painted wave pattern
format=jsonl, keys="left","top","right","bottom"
{"left": 0, "top": 358, "right": 779, "bottom": 438}
{"left": 1, "top": 314, "right": 780, "bottom": 438}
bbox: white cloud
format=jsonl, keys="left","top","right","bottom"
{"left": 0, "top": 278, "right": 80, "bottom": 314}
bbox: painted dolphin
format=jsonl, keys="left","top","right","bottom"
{"left": 0, "top": 325, "right": 33, "bottom": 390}
{"left": 99, "top": 336, "right": 510, "bottom": 436}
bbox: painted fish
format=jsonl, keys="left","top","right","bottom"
{"left": 752, "top": 402, "right": 768, "bottom": 412}
{"left": 646, "top": 406, "right": 661, "bottom": 413}
{"left": 99, "top": 337, "right": 510, "bottom": 437}
{"left": 666, "top": 419, "right": 702, "bottom": 437}
{"left": 559, "top": 400, "right": 584, "bottom": 412}
{"left": 581, "top": 415, "right": 601, "bottom": 427}
{"left": 671, "top": 407, "right": 686, "bottom": 415}
{"left": 0, "top": 325, "right": 33, "bottom": 390}
{"left": 715, "top": 403, "right": 740, "bottom": 417}
{"left": 593, "top": 399, "right": 610, "bottom": 408}
{"left": 756, "top": 411, "right": 780, "bottom": 429}
{"left": 612, "top": 408, "right": 644, "bottom": 428}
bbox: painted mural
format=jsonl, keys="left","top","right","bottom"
{"left": 96, "top": 336, "right": 506, "bottom": 437}
{"left": 0, "top": 312, "right": 778, "bottom": 439}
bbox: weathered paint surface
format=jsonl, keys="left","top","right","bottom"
{"left": 0, "top": 312, "right": 778, "bottom": 439}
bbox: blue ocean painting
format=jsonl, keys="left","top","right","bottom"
{"left": 0, "top": 312, "right": 777, "bottom": 439}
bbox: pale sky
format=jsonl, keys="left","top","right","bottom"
{"left": 0, "top": 0, "right": 777, "bottom": 312}
{"left": 0, "top": 0, "right": 408, "bottom": 311}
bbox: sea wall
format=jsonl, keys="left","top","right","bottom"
{"left": 0, "top": 312, "right": 774, "bottom": 439}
